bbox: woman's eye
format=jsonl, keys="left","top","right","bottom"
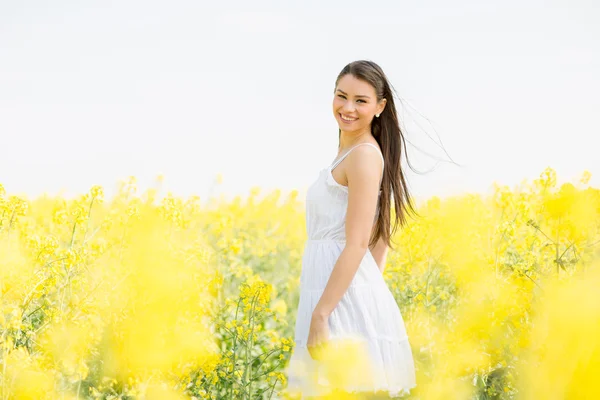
{"left": 337, "top": 94, "right": 366, "bottom": 103}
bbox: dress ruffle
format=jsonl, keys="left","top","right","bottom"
{"left": 285, "top": 242, "right": 416, "bottom": 398}
{"left": 286, "top": 336, "right": 416, "bottom": 398}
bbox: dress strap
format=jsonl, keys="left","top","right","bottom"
{"left": 331, "top": 142, "right": 384, "bottom": 173}
{"left": 330, "top": 142, "right": 385, "bottom": 187}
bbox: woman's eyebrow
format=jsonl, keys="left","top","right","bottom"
{"left": 336, "top": 89, "right": 371, "bottom": 99}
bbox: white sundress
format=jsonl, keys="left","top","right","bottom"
{"left": 285, "top": 142, "right": 417, "bottom": 398}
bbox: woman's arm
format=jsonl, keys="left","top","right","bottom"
{"left": 369, "top": 235, "right": 389, "bottom": 274}
{"left": 312, "top": 146, "right": 383, "bottom": 319}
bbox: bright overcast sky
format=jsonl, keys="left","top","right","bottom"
{"left": 1, "top": 0, "right": 598, "bottom": 205}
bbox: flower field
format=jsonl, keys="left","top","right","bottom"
{"left": 1, "top": 167, "right": 599, "bottom": 399}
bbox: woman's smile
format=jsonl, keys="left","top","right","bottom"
{"left": 339, "top": 113, "right": 358, "bottom": 123}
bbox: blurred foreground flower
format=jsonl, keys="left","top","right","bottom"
{"left": 516, "top": 259, "right": 600, "bottom": 399}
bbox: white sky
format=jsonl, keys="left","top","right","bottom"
{"left": 1, "top": 0, "right": 598, "bottom": 205}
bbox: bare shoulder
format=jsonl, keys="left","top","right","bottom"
{"left": 331, "top": 141, "right": 383, "bottom": 187}
{"left": 355, "top": 141, "right": 383, "bottom": 164}
{"left": 345, "top": 144, "right": 383, "bottom": 182}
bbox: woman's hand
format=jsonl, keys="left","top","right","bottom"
{"left": 307, "top": 312, "right": 330, "bottom": 361}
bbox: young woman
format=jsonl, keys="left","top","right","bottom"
{"left": 285, "top": 60, "right": 418, "bottom": 399}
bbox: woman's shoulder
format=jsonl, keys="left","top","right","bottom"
{"left": 350, "top": 141, "right": 384, "bottom": 164}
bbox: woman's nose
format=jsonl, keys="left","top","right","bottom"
{"left": 343, "top": 101, "right": 355, "bottom": 112}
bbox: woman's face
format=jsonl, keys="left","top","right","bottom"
{"left": 333, "top": 74, "right": 385, "bottom": 134}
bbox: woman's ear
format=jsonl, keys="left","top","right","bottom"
{"left": 378, "top": 98, "right": 387, "bottom": 115}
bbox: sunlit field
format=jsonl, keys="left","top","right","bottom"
{"left": 1, "top": 167, "right": 599, "bottom": 399}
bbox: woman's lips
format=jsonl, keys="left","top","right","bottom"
{"left": 340, "top": 113, "right": 358, "bottom": 123}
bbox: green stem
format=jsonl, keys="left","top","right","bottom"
{"left": 69, "top": 220, "right": 78, "bottom": 248}
{"left": 251, "top": 347, "right": 280, "bottom": 374}
{"left": 6, "top": 210, "right": 15, "bottom": 239}
{"left": 246, "top": 293, "right": 258, "bottom": 399}
{"left": 82, "top": 197, "right": 95, "bottom": 243}
{"left": 228, "top": 298, "right": 242, "bottom": 400}
{"left": 267, "top": 377, "right": 279, "bottom": 400}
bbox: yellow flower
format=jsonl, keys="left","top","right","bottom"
{"left": 272, "top": 299, "right": 287, "bottom": 317}
{"left": 580, "top": 170, "right": 592, "bottom": 185}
